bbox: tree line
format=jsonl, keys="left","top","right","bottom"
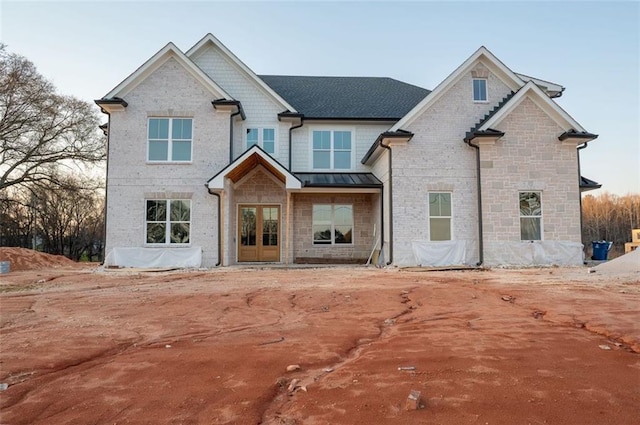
{"left": 582, "top": 192, "right": 640, "bottom": 258}
{"left": 0, "top": 45, "right": 105, "bottom": 260}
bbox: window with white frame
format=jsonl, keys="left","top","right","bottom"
{"left": 312, "top": 204, "right": 353, "bottom": 245}
{"left": 472, "top": 78, "right": 487, "bottom": 102}
{"left": 246, "top": 127, "right": 276, "bottom": 154}
{"left": 148, "top": 118, "right": 192, "bottom": 162}
{"left": 519, "top": 192, "right": 542, "bottom": 240}
{"left": 312, "top": 130, "right": 352, "bottom": 170}
{"left": 146, "top": 199, "right": 191, "bottom": 244}
{"left": 429, "top": 192, "right": 452, "bottom": 241}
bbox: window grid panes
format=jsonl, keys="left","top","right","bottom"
{"left": 146, "top": 199, "right": 191, "bottom": 244}
{"left": 246, "top": 127, "right": 276, "bottom": 154}
{"left": 429, "top": 192, "right": 452, "bottom": 241}
{"left": 473, "top": 78, "right": 487, "bottom": 102}
{"left": 313, "top": 204, "right": 353, "bottom": 245}
{"left": 312, "top": 130, "right": 352, "bottom": 170}
{"left": 519, "top": 192, "right": 542, "bottom": 240}
{"left": 148, "top": 118, "right": 192, "bottom": 162}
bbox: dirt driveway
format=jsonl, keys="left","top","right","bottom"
{"left": 1, "top": 262, "right": 638, "bottom": 424}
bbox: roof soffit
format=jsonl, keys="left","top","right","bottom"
{"left": 478, "top": 81, "right": 586, "bottom": 133}
{"left": 391, "top": 46, "right": 525, "bottom": 131}
{"left": 103, "top": 43, "right": 232, "bottom": 100}
{"left": 186, "top": 34, "right": 297, "bottom": 113}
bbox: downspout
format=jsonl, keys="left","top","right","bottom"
{"left": 288, "top": 119, "right": 304, "bottom": 171}
{"left": 229, "top": 109, "right": 242, "bottom": 164}
{"left": 206, "top": 187, "right": 222, "bottom": 267}
{"left": 465, "top": 138, "right": 484, "bottom": 266}
{"left": 577, "top": 142, "right": 589, "bottom": 258}
{"left": 380, "top": 140, "right": 393, "bottom": 264}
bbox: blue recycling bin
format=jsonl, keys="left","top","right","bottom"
{"left": 591, "top": 241, "right": 613, "bottom": 261}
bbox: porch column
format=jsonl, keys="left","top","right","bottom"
{"left": 285, "top": 191, "right": 291, "bottom": 264}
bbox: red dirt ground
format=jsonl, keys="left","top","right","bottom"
{"left": 0, "top": 251, "right": 638, "bottom": 424}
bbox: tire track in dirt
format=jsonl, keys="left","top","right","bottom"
{"left": 257, "top": 287, "right": 419, "bottom": 424}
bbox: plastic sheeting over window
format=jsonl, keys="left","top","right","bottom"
{"left": 104, "top": 247, "right": 202, "bottom": 268}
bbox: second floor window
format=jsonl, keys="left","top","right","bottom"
{"left": 246, "top": 128, "right": 276, "bottom": 154}
{"left": 148, "top": 118, "right": 192, "bottom": 162}
{"left": 312, "top": 130, "right": 352, "bottom": 170}
{"left": 473, "top": 78, "right": 487, "bottom": 102}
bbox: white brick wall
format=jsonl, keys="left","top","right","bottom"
{"left": 391, "top": 68, "right": 513, "bottom": 264}
{"left": 106, "top": 57, "right": 229, "bottom": 267}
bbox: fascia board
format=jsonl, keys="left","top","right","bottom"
{"left": 186, "top": 34, "right": 298, "bottom": 113}
{"left": 104, "top": 42, "right": 232, "bottom": 100}
{"left": 479, "top": 81, "right": 586, "bottom": 132}
{"left": 391, "top": 46, "right": 525, "bottom": 131}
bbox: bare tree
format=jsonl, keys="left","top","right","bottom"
{"left": 0, "top": 45, "right": 105, "bottom": 191}
{"left": 582, "top": 193, "right": 640, "bottom": 257}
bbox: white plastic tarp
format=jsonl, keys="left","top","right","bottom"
{"left": 104, "top": 247, "right": 202, "bottom": 268}
{"left": 411, "top": 240, "right": 467, "bottom": 267}
{"left": 484, "top": 241, "right": 583, "bottom": 267}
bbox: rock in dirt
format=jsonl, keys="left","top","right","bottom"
{"left": 405, "top": 389, "right": 422, "bottom": 410}
{"left": 286, "top": 364, "right": 301, "bottom": 372}
{"left": 287, "top": 378, "right": 300, "bottom": 392}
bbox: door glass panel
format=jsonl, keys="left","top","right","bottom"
{"left": 262, "top": 207, "right": 278, "bottom": 246}
{"left": 241, "top": 207, "right": 257, "bottom": 246}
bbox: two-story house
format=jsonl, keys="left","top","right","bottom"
{"left": 96, "top": 34, "right": 598, "bottom": 268}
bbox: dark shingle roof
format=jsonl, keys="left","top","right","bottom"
{"left": 295, "top": 173, "right": 382, "bottom": 188}
{"left": 259, "top": 75, "right": 430, "bottom": 120}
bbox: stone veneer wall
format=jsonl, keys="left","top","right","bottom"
{"left": 292, "top": 193, "right": 376, "bottom": 263}
{"left": 480, "top": 97, "right": 582, "bottom": 265}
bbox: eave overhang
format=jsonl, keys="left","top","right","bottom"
{"left": 212, "top": 99, "right": 246, "bottom": 120}
{"left": 94, "top": 97, "right": 128, "bottom": 114}
{"left": 361, "top": 130, "right": 414, "bottom": 165}
{"left": 98, "top": 123, "right": 108, "bottom": 136}
{"left": 464, "top": 128, "right": 505, "bottom": 144}
{"left": 207, "top": 145, "right": 301, "bottom": 191}
{"left": 278, "top": 111, "right": 304, "bottom": 125}
{"left": 580, "top": 176, "right": 602, "bottom": 192}
{"left": 559, "top": 130, "right": 599, "bottom": 145}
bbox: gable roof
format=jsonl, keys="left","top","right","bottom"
{"left": 391, "top": 46, "right": 525, "bottom": 131}
{"left": 102, "top": 42, "right": 231, "bottom": 100}
{"left": 477, "top": 81, "right": 587, "bottom": 133}
{"left": 207, "top": 145, "right": 301, "bottom": 191}
{"left": 259, "top": 75, "right": 430, "bottom": 120}
{"left": 186, "top": 33, "right": 297, "bottom": 113}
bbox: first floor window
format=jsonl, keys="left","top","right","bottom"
{"left": 246, "top": 127, "right": 276, "bottom": 154}
{"left": 146, "top": 199, "right": 191, "bottom": 244}
{"left": 313, "top": 204, "right": 353, "bottom": 245}
{"left": 473, "top": 78, "right": 487, "bottom": 102}
{"left": 312, "top": 130, "right": 352, "bottom": 170}
{"left": 519, "top": 192, "right": 542, "bottom": 240}
{"left": 429, "top": 192, "right": 452, "bottom": 241}
{"left": 148, "top": 118, "right": 192, "bottom": 162}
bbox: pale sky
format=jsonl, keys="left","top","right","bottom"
{"left": 1, "top": 1, "right": 638, "bottom": 195}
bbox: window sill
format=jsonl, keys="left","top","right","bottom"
{"left": 146, "top": 161, "right": 193, "bottom": 165}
